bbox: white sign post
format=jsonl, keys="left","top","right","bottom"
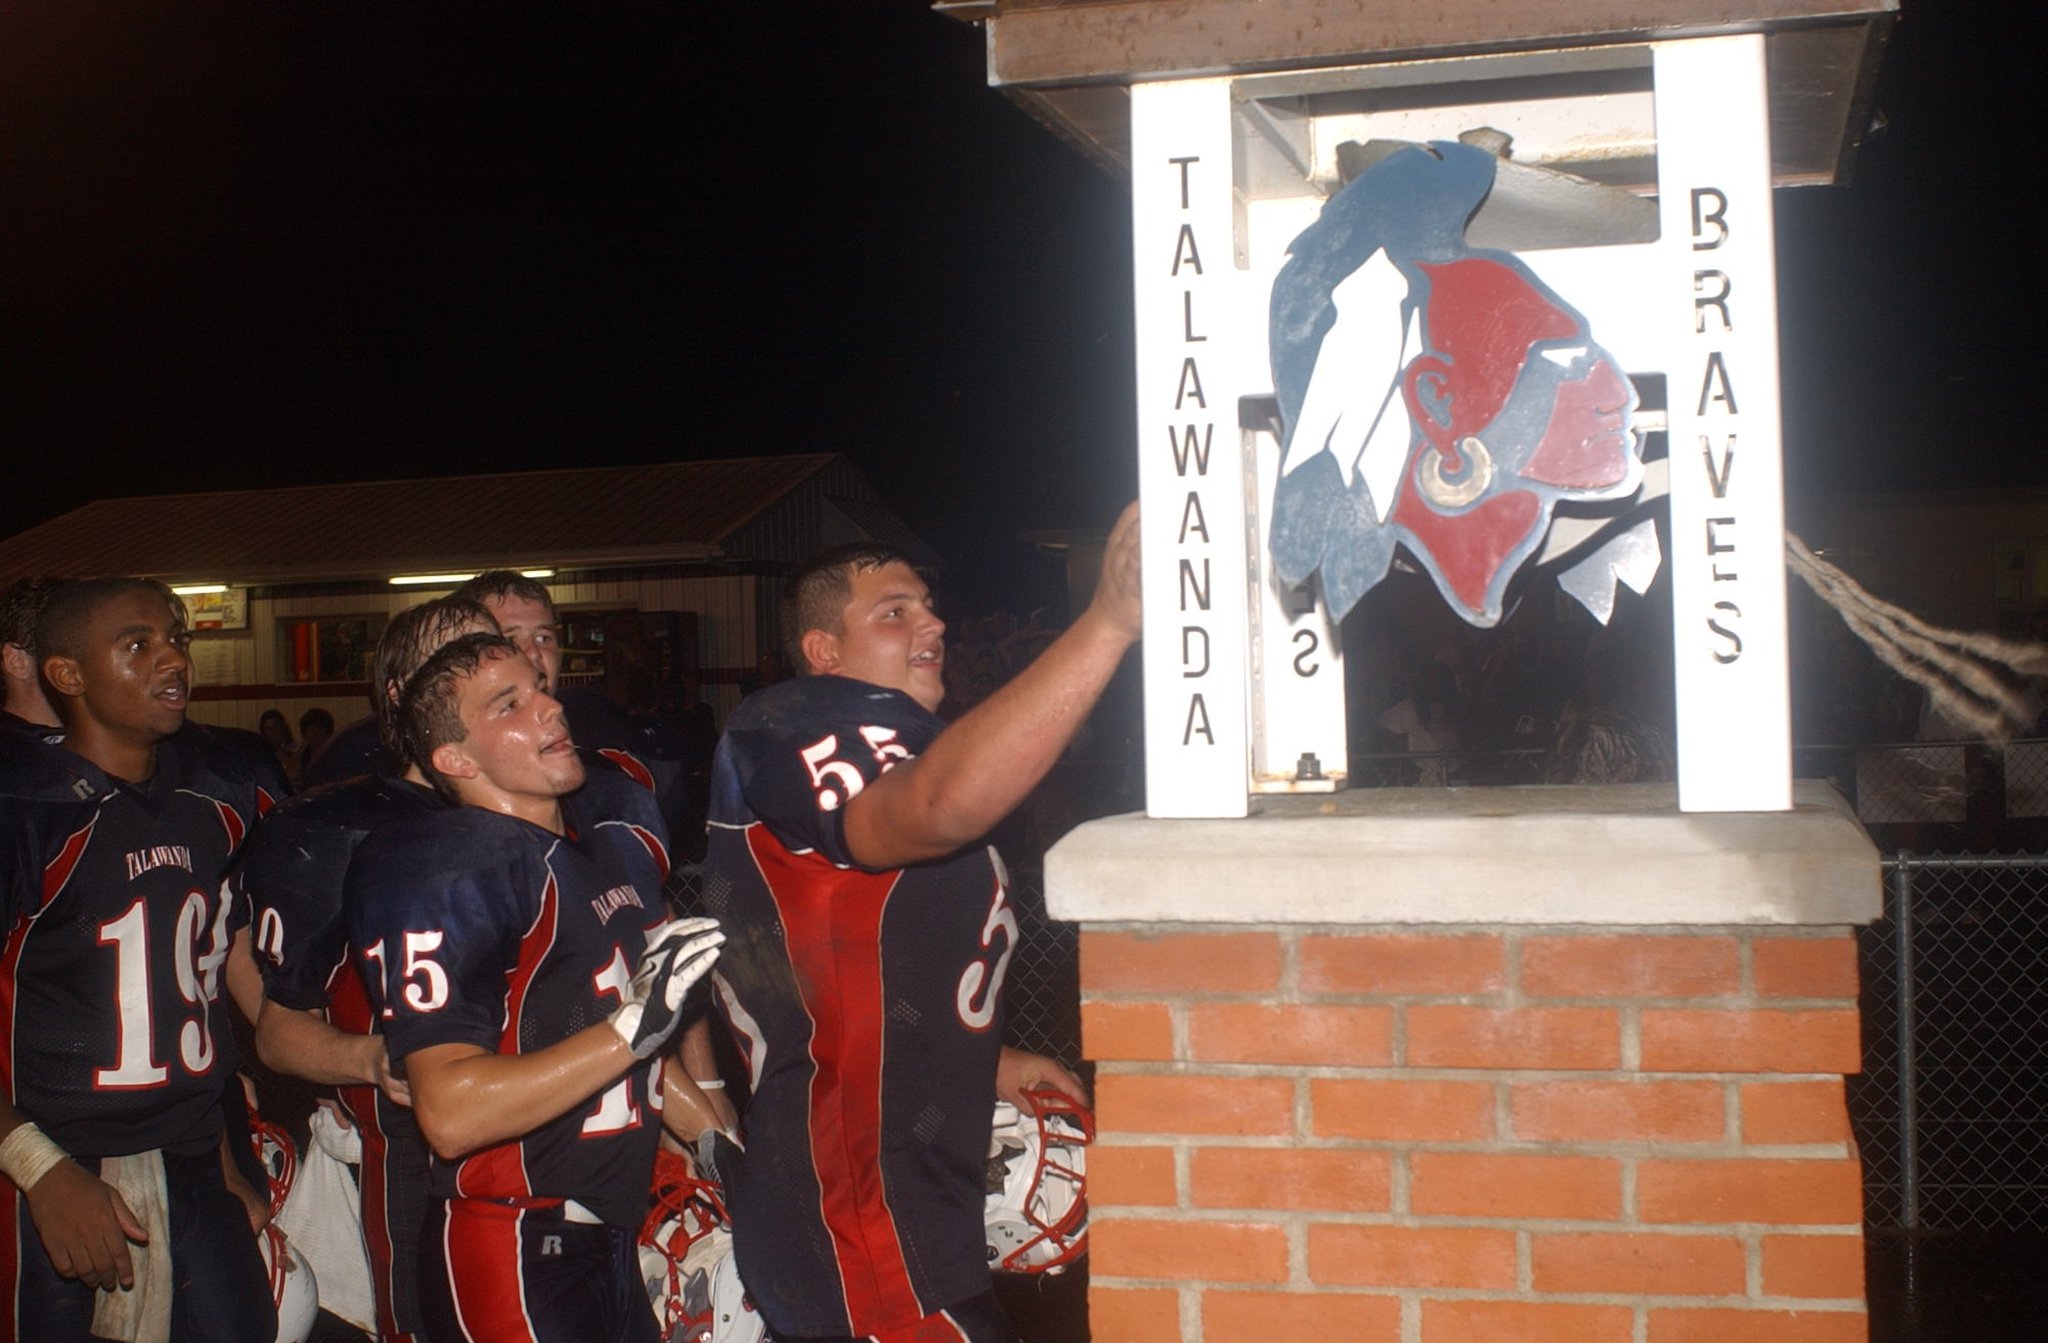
{"left": 1655, "top": 36, "right": 1793, "bottom": 812}
{"left": 1132, "top": 77, "right": 1255, "bottom": 819}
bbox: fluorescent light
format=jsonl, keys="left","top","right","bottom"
{"left": 388, "top": 572, "right": 478, "bottom": 587}
{"left": 171, "top": 583, "right": 228, "bottom": 596}
{"left": 388, "top": 569, "right": 556, "bottom": 587}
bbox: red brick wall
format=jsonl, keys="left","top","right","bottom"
{"left": 1079, "top": 927, "right": 1868, "bottom": 1342}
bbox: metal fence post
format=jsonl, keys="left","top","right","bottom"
{"left": 1892, "top": 851, "right": 1919, "bottom": 1231}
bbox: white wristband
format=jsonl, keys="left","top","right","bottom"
{"left": 0, "top": 1121, "right": 70, "bottom": 1193}
{"left": 692, "top": 1078, "right": 726, "bottom": 1091}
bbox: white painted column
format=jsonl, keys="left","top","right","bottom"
{"left": 1131, "top": 78, "right": 1253, "bottom": 818}
{"left": 1248, "top": 432, "right": 1347, "bottom": 794}
{"left": 1656, "top": 36, "right": 1792, "bottom": 811}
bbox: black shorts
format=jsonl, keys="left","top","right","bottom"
{"left": 422, "top": 1196, "right": 658, "bottom": 1343}
{"left": 768, "top": 1290, "right": 1020, "bottom": 1343}
{"left": 344, "top": 1086, "right": 431, "bottom": 1343}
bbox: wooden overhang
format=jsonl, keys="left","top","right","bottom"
{"left": 936, "top": 0, "right": 1897, "bottom": 187}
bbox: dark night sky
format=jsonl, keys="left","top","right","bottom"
{"left": 1, "top": 2, "right": 2038, "bottom": 612}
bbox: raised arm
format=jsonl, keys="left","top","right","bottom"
{"left": 841, "top": 502, "right": 1141, "bottom": 869}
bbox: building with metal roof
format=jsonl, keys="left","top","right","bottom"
{"left": 0, "top": 453, "right": 934, "bottom": 731}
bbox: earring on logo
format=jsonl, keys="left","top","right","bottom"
{"left": 1416, "top": 435, "right": 1494, "bottom": 508}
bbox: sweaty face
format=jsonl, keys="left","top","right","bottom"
{"left": 482, "top": 593, "right": 561, "bottom": 693}
{"left": 55, "top": 590, "right": 192, "bottom": 745}
{"left": 450, "top": 650, "right": 585, "bottom": 807}
{"left": 824, "top": 561, "right": 947, "bottom": 712}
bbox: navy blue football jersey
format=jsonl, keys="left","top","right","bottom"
{"left": 236, "top": 773, "right": 442, "bottom": 1021}
{"left": 298, "top": 714, "right": 390, "bottom": 792}
{"left": 561, "top": 688, "right": 689, "bottom": 842}
{"left": 0, "top": 729, "right": 272, "bottom": 1157}
{"left": 703, "top": 674, "right": 1016, "bottom": 1337}
{"left": 345, "top": 775, "right": 672, "bottom": 1229}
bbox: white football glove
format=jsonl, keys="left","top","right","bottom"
{"left": 609, "top": 917, "right": 725, "bottom": 1060}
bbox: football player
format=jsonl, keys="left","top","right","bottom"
{"left": 0, "top": 577, "right": 275, "bottom": 1343}
{"left": 702, "top": 503, "right": 1140, "bottom": 1343}
{"left": 235, "top": 594, "right": 492, "bottom": 1343}
{"left": 348, "top": 632, "right": 723, "bottom": 1343}
{"left": 0, "top": 576, "right": 65, "bottom": 734}
{"left": 451, "top": 571, "right": 731, "bottom": 1127}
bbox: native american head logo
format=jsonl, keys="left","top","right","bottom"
{"left": 1269, "top": 140, "right": 1646, "bottom": 627}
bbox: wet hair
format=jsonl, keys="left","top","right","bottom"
{"left": 34, "top": 577, "right": 185, "bottom": 665}
{"left": 397, "top": 632, "right": 520, "bottom": 800}
{"left": 0, "top": 577, "right": 69, "bottom": 655}
{"left": 780, "top": 543, "right": 916, "bottom": 671}
{"left": 370, "top": 596, "right": 498, "bottom": 759}
{"left": 451, "top": 571, "right": 555, "bottom": 621}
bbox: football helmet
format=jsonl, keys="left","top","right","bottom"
{"left": 244, "top": 1091, "right": 321, "bottom": 1341}
{"left": 639, "top": 1148, "right": 765, "bottom": 1343}
{"left": 984, "top": 1086, "right": 1092, "bottom": 1274}
{"left": 259, "top": 1223, "right": 321, "bottom": 1343}
{"left": 247, "top": 1110, "right": 298, "bottom": 1220}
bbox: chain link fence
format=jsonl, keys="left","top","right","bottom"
{"left": 1798, "top": 740, "right": 2048, "bottom": 853}
{"left": 1854, "top": 854, "right": 2048, "bottom": 1231}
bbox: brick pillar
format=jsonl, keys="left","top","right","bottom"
{"left": 1077, "top": 925, "right": 1868, "bottom": 1342}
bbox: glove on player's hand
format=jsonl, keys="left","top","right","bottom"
{"left": 608, "top": 917, "right": 725, "bottom": 1060}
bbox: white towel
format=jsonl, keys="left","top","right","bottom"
{"left": 276, "top": 1106, "right": 376, "bottom": 1331}
{"left": 88, "top": 1150, "right": 174, "bottom": 1343}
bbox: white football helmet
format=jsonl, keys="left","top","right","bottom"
{"left": 259, "top": 1223, "right": 321, "bottom": 1343}
{"left": 639, "top": 1149, "right": 766, "bottom": 1343}
{"left": 985, "top": 1086, "right": 1092, "bottom": 1275}
{"left": 244, "top": 1089, "right": 320, "bottom": 1342}
{"left": 248, "top": 1111, "right": 297, "bottom": 1220}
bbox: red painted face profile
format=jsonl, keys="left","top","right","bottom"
{"left": 1268, "top": 139, "right": 1646, "bottom": 628}
{"left": 1388, "top": 256, "right": 1641, "bottom": 621}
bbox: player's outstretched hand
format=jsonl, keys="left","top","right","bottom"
{"left": 610, "top": 917, "right": 725, "bottom": 1060}
{"left": 370, "top": 1037, "right": 413, "bottom": 1108}
{"left": 24, "top": 1161, "right": 147, "bottom": 1290}
{"left": 996, "top": 1046, "right": 1091, "bottom": 1111}
{"left": 1089, "top": 501, "right": 1142, "bottom": 643}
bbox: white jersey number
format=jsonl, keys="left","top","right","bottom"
{"left": 954, "top": 871, "right": 1018, "bottom": 1033}
{"left": 583, "top": 946, "right": 645, "bottom": 1136}
{"left": 798, "top": 726, "right": 911, "bottom": 812}
{"left": 95, "top": 884, "right": 233, "bottom": 1089}
{"left": 361, "top": 929, "right": 451, "bottom": 1019}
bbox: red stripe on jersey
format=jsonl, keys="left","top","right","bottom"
{"left": 0, "top": 815, "right": 88, "bottom": 1096}
{"left": 596, "top": 748, "right": 655, "bottom": 793}
{"left": 626, "top": 823, "right": 669, "bottom": 883}
{"left": 39, "top": 815, "right": 98, "bottom": 910}
{"left": 326, "top": 959, "right": 376, "bottom": 1039}
{"left": 442, "top": 1201, "right": 541, "bottom": 1343}
{"left": 211, "top": 798, "right": 245, "bottom": 852}
{"left": 0, "top": 911, "right": 34, "bottom": 1101}
{"left": 453, "top": 871, "right": 559, "bottom": 1202}
{"left": 1, "top": 1180, "right": 22, "bottom": 1343}
{"left": 745, "top": 825, "right": 924, "bottom": 1331}
{"left": 349, "top": 1094, "right": 423, "bottom": 1343}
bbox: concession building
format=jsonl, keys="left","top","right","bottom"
{"left": 0, "top": 452, "right": 934, "bottom": 733}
